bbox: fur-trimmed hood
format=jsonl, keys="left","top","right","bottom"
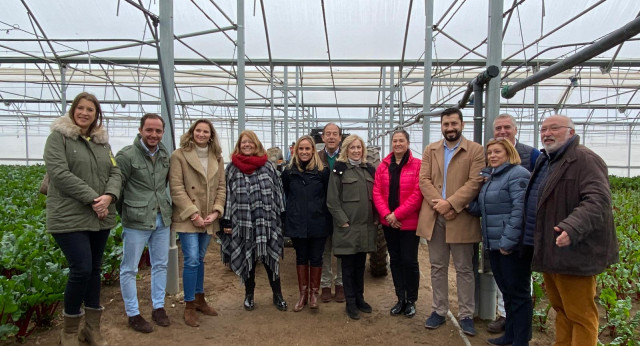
{"left": 50, "top": 114, "right": 109, "bottom": 144}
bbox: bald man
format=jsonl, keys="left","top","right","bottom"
{"left": 522, "top": 115, "right": 618, "bottom": 345}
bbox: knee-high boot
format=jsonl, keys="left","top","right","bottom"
{"left": 294, "top": 265, "right": 309, "bottom": 312}
{"left": 309, "top": 266, "right": 322, "bottom": 309}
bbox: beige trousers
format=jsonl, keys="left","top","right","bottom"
{"left": 427, "top": 215, "right": 475, "bottom": 319}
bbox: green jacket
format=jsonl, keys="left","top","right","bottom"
{"left": 44, "top": 115, "right": 121, "bottom": 233}
{"left": 326, "top": 161, "right": 377, "bottom": 255}
{"left": 115, "top": 135, "right": 172, "bottom": 230}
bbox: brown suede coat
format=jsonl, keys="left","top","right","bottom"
{"left": 416, "top": 136, "right": 485, "bottom": 243}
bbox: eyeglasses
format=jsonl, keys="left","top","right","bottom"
{"left": 539, "top": 125, "right": 572, "bottom": 134}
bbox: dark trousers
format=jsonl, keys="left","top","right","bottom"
{"left": 383, "top": 226, "right": 420, "bottom": 302}
{"left": 339, "top": 252, "right": 367, "bottom": 306}
{"left": 244, "top": 261, "right": 282, "bottom": 295}
{"left": 52, "top": 229, "right": 110, "bottom": 315}
{"left": 291, "top": 237, "right": 327, "bottom": 267}
{"left": 489, "top": 245, "right": 533, "bottom": 346}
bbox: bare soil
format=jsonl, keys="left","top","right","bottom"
{"left": 8, "top": 243, "right": 555, "bottom": 346}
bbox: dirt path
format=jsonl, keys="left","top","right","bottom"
{"left": 12, "top": 243, "right": 554, "bottom": 345}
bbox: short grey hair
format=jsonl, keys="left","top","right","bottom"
{"left": 493, "top": 113, "right": 517, "bottom": 129}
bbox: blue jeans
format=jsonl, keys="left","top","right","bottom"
{"left": 52, "top": 229, "right": 110, "bottom": 315}
{"left": 120, "top": 213, "right": 170, "bottom": 317}
{"left": 178, "top": 232, "right": 212, "bottom": 302}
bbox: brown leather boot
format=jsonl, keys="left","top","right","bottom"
{"left": 60, "top": 310, "right": 83, "bottom": 346}
{"left": 321, "top": 287, "right": 332, "bottom": 303}
{"left": 184, "top": 301, "right": 199, "bottom": 327}
{"left": 294, "top": 265, "right": 309, "bottom": 312}
{"left": 334, "top": 285, "right": 346, "bottom": 303}
{"left": 194, "top": 293, "right": 218, "bottom": 316}
{"left": 79, "top": 306, "right": 108, "bottom": 345}
{"left": 309, "top": 266, "right": 322, "bottom": 309}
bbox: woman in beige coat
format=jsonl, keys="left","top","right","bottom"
{"left": 169, "top": 119, "right": 226, "bottom": 327}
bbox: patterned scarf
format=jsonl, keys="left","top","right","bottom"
{"left": 219, "top": 160, "right": 285, "bottom": 282}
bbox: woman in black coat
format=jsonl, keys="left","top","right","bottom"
{"left": 282, "top": 135, "right": 330, "bottom": 312}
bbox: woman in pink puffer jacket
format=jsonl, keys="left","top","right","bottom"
{"left": 372, "top": 130, "right": 423, "bottom": 318}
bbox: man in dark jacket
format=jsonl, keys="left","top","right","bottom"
{"left": 116, "top": 113, "right": 173, "bottom": 333}
{"left": 524, "top": 115, "right": 618, "bottom": 345}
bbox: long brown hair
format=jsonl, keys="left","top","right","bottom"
{"left": 288, "top": 135, "right": 324, "bottom": 172}
{"left": 68, "top": 92, "right": 103, "bottom": 135}
{"left": 179, "top": 119, "right": 223, "bottom": 159}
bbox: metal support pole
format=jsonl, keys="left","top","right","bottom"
{"left": 476, "top": 0, "right": 502, "bottom": 321}
{"left": 270, "top": 68, "right": 275, "bottom": 147}
{"left": 485, "top": 0, "right": 503, "bottom": 145}
{"left": 159, "top": 0, "right": 179, "bottom": 296}
{"left": 237, "top": 0, "right": 246, "bottom": 131}
{"left": 283, "top": 66, "right": 289, "bottom": 148}
{"left": 25, "top": 118, "right": 29, "bottom": 166}
{"left": 423, "top": 0, "right": 434, "bottom": 148}
{"left": 295, "top": 66, "right": 300, "bottom": 139}
{"left": 381, "top": 66, "right": 387, "bottom": 157}
{"left": 473, "top": 83, "right": 484, "bottom": 143}
{"left": 628, "top": 125, "right": 632, "bottom": 177}
{"left": 533, "top": 78, "right": 540, "bottom": 149}
{"left": 389, "top": 66, "right": 395, "bottom": 152}
{"left": 60, "top": 64, "right": 67, "bottom": 115}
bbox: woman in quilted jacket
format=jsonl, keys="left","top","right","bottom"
{"left": 468, "top": 138, "right": 531, "bottom": 346}
{"left": 372, "top": 130, "right": 423, "bottom": 318}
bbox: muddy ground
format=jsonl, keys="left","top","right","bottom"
{"left": 9, "top": 242, "right": 556, "bottom": 346}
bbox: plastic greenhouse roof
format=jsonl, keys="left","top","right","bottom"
{"left": 1, "top": 0, "right": 640, "bottom": 167}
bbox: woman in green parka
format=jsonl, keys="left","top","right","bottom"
{"left": 43, "top": 92, "right": 121, "bottom": 346}
{"left": 326, "top": 134, "right": 377, "bottom": 320}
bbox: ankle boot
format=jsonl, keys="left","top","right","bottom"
{"left": 294, "top": 265, "right": 309, "bottom": 312}
{"left": 60, "top": 310, "right": 83, "bottom": 346}
{"left": 79, "top": 306, "right": 108, "bottom": 346}
{"left": 194, "top": 293, "right": 218, "bottom": 316}
{"left": 184, "top": 301, "right": 199, "bottom": 327}
{"left": 309, "top": 266, "right": 322, "bottom": 309}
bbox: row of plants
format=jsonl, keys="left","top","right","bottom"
{"left": 0, "top": 165, "right": 126, "bottom": 340}
{"left": 532, "top": 176, "right": 640, "bottom": 345}
{"left": 1, "top": 165, "right": 639, "bottom": 342}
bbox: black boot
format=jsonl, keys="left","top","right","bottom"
{"left": 265, "top": 263, "right": 287, "bottom": 311}
{"left": 244, "top": 269, "right": 256, "bottom": 311}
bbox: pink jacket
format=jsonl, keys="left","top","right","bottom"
{"left": 373, "top": 151, "right": 423, "bottom": 231}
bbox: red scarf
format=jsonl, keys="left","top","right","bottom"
{"left": 232, "top": 153, "right": 268, "bottom": 174}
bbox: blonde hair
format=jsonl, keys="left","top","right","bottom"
{"left": 231, "top": 130, "right": 267, "bottom": 157}
{"left": 486, "top": 138, "right": 521, "bottom": 165}
{"left": 337, "top": 134, "right": 367, "bottom": 163}
{"left": 179, "top": 119, "right": 222, "bottom": 159}
{"left": 288, "top": 135, "right": 324, "bottom": 172}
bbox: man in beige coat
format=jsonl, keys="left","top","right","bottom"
{"left": 417, "top": 108, "right": 484, "bottom": 336}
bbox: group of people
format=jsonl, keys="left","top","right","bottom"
{"left": 418, "top": 108, "right": 618, "bottom": 346}
{"left": 44, "top": 92, "right": 618, "bottom": 346}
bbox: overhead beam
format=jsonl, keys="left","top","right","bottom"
{"left": 2, "top": 57, "right": 640, "bottom": 68}
{"left": 2, "top": 98, "right": 640, "bottom": 110}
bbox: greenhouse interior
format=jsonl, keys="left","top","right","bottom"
{"left": 1, "top": 0, "right": 639, "bottom": 176}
